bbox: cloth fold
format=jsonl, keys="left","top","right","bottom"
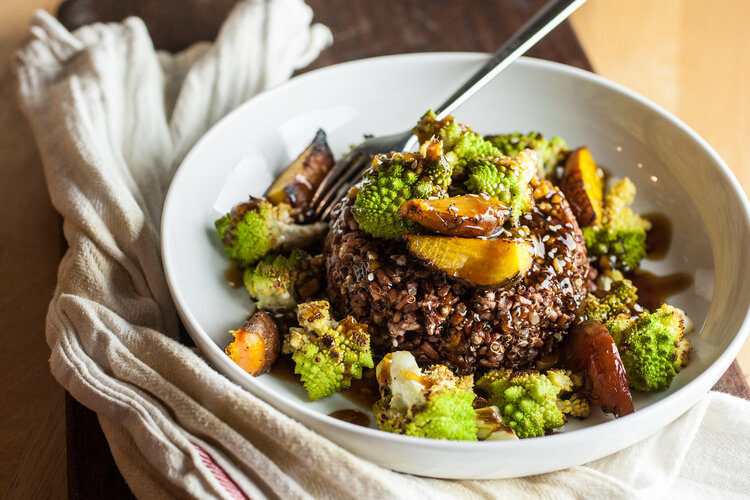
{"left": 14, "top": 1, "right": 750, "bottom": 498}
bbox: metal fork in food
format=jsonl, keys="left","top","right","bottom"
{"left": 309, "top": 0, "right": 587, "bottom": 220}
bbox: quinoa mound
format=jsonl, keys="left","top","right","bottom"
{"left": 324, "top": 178, "right": 589, "bottom": 375}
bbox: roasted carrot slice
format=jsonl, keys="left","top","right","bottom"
{"left": 404, "top": 234, "right": 532, "bottom": 287}
{"left": 559, "top": 147, "right": 603, "bottom": 227}
{"left": 225, "top": 311, "right": 280, "bottom": 375}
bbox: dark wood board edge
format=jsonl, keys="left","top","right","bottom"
{"left": 66, "top": 393, "right": 135, "bottom": 499}
{"left": 303, "top": 0, "right": 594, "bottom": 73}
{"left": 712, "top": 361, "right": 750, "bottom": 399}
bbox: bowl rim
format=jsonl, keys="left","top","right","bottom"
{"left": 161, "top": 52, "right": 750, "bottom": 452}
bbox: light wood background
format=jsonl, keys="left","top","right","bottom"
{"left": 571, "top": 0, "right": 750, "bottom": 379}
{"left": 1, "top": 0, "right": 748, "bottom": 496}
{"left": 1, "top": 0, "right": 68, "bottom": 498}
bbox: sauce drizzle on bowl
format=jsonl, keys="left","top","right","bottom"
{"left": 629, "top": 270, "right": 692, "bottom": 311}
{"left": 224, "top": 261, "right": 244, "bottom": 288}
{"left": 329, "top": 409, "right": 370, "bottom": 427}
{"left": 644, "top": 212, "right": 672, "bottom": 260}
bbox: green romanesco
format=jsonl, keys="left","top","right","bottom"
{"left": 463, "top": 149, "right": 537, "bottom": 218}
{"left": 581, "top": 178, "right": 652, "bottom": 271}
{"left": 351, "top": 139, "right": 452, "bottom": 240}
{"left": 475, "top": 368, "right": 589, "bottom": 438}
{"left": 544, "top": 369, "right": 591, "bottom": 419}
{"left": 286, "top": 301, "right": 374, "bottom": 401}
{"left": 605, "top": 304, "right": 692, "bottom": 391}
{"left": 373, "top": 351, "right": 478, "bottom": 440}
{"left": 243, "top": 249, "right": 321, "bottom": 310}
{"left": 578, "top": 276, "right": 640, "bottom": 324}
{"left": 604, "top": 314, "right": 636, "bottom": 346}
{"left": 215, "top": 198, "right": 327, "bottom": 266}
{"left": 414, "top": 110, "right": 501, "bottom": 179}
{"left": 487, "top": 132, "right": 568, "bottom": 179}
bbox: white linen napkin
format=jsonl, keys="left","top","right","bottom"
{"left": 15, "top": 2, "right": 750, "bottom": 498}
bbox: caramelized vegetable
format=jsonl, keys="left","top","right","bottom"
{"left": 265, "top": 129, "right": 334, "bottom": 208}
{"left": 474, "top": 406, "right": 518, "bottom": 441}
{"left": 559, "top": 147, "right": 603, "bottom": 227}
{"left": 562, "top": 320, "right": 634, "bottom": 417}
{"left": 225, "top": 311, "right": 281, "bottom": 376}
{"left": 398, "top": 194, "right": 510, "bottom": 237}
{"left": 404, "top": 235, "right": 532, "bottom": 287}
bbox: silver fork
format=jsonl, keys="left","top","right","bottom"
{"left": 309, "top": 0, "right": 587, "bottom": 221}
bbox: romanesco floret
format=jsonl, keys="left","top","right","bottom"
{"left": 215, "top": 198, "right": 327, "bottom": 266}
{"left": 606, "top": 304, "right": 691, "bottom": 391}
{"left": 286, "top": 301, "right": 374, "bottom": 401}
{"left": 243, "top": 249, "right": 321, "bottom": 310}
{"left": 545, "top": 369, "right": 591, "bottom": 418}
{"left": 604, "top": 314, "right": 635, "bottom": 346}
{"left": 581, "top": 178, "right": 652, "bottom": 271}
{"left": 578, "top": 277, "right": 640, "bottom": 323}
{"left": 414, "top": 111, "right": 501, "bottom": 179}
{"left": 352, "top": 139, "right": 452, "bottom": 240}
{"left": 464, "top": 149, "right": 537, "bottom": 218}
{"left": 373, "top": 351, "right": 478, "bottom": 440}
{"left": 475, "top": 368, "right": 588, "bottom": 438}
{"left": 487, "top": 132, "right": 568, "bottom": 179}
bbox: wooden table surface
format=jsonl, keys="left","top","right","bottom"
{"left": 2, "top": 0, "right": 749, "bottom": 498}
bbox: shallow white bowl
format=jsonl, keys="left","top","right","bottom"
{"left": 162, "top": 53, "right": 750, "bottom": 479}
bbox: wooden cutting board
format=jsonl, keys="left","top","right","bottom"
{"left": 56, "top": 0, "right": 750, "bottom": 497}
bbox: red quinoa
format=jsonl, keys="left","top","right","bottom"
{"left": 324, "top": 178, "right": 589, "bottom": 375}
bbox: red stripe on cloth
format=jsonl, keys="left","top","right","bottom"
{"left": 192, "top": 442, "right": 250, "bottom": 500}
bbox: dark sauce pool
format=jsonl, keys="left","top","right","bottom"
{"left": 644, "top": 212, "right": 672, "bottom": 260}
{"left": 328, "top": 409, "right": 370, "bottom": 427}
{"left": 268, "top": 354, "right": 297, "bottom": 382}
{"left": 629, "top": 212, "right": 692, "bottom": 310}
{"left": 268, "top": 357, "right": 379, "bottom": 425}
{"left": 628, "top": 269, "right": 692, "bottom": 312}
{"left": 224, "top": 261, "right": 244, "bottom": 288}
{"left": 340, "top": 368, "right": 380, "bottom": 408}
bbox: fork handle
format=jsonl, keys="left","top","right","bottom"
{"left": 433, "top": 0, "right": 587, "bottom": 121}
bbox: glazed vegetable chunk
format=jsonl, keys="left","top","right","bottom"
{"left": 243, "top": 249, "right": 322, "bottom": 311}
{"left": 486, "top": 132, "right": 568, "bottom": 179}
{"left": 398, "top": 194, "right": 510, "bottom": 237}
{"left": 404, "top": 234, "right": 533, "bottom": 287}
{"left": 265, "top": 129, "right": 335, "bottom": 208}
{"left": 225, "top": 311, "right": 281, "bottom": 376}
{"left": 373, "top": 351, "right": 478, "bottom": 440}
{"left": 474, "top": 406, "right": 518, "bottom": 441}
{"left": 215, "top": 198, "right": 327, "bottom": 266}
{"left": 562, "top": 320, "right": 634, "bottom": 417}
{"left": 606, "top": 305, "right": 691, "bottom": 391}
{"left": 578, "top": 275, "right": 640, "bottom": 323}
{"left": 559, "top": 147, "right": 604, "bottom": 227}
{"left": 582, "top": 178, "right": 651, "bottom": 271}
{"left": 286, "top": 301, "right": 374, "bottom": 401}
{"left": 463, "top": 149, "right": 537, "bottom": 219}
{"left": 414, "top": 110, "right": 501, "bottom": 179}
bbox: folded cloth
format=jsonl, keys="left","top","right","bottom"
{"left": 14, "top": 2, "right": 750, "bottom": 498}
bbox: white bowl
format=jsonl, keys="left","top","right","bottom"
{"left": 161, "top": 53, "right": 750, "bottom": 479}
